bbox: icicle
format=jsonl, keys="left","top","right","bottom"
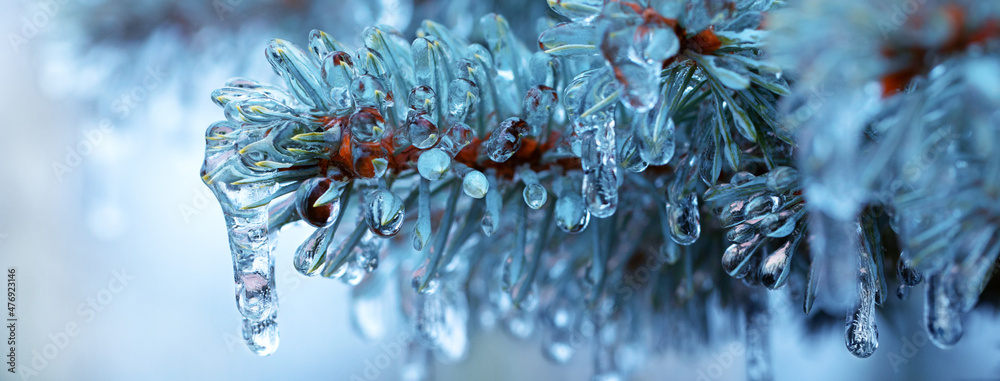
{"left": 364, "top": 189, "right": 405, "bottom": 237}
{"left": 481, "top": 173, "right": 503, "bottom": 236}
{"left": 413, "top": 178, "right": 432, "bottom": 251}
{"left": 417, "top": 148, "right": 452, "bottom": 181}
{"left": 925, "top": 271, "right": 963, "bottom": 348}
{"left": 411, "top": 37, "right": 451, "bottom": 124}
{"left": 845, "top": 224, "right": 880, "bottom": 358}
{"left": 519, "top": 167, "right": 548, "bottom": 209}
{"left": 242, "top": 313, "right": 279, "bottom": 356}
{"left": 579, "top": 116, "right": 619, "bottom": 218}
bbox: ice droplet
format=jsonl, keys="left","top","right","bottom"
{"left": 667, "top": 193, "right": 701, "bottom": 245}
{"left": 417, "top": 148, "right": 451, "bottom": 181}
{"left": 460, "top": 167, "right": 489, "bottom": 199}
{"left": 406, "top": 111, "right": 440, "bottom": 149}
{"left": 635, "top": 109, "right": 676, "bottom": 165}
{"left": 897, "top": 251, "right": 923, "bottom": 286}
{"left": 294, "top": 227, "right": 333, "bottom": 276}
{"left": 242, "top": 314, "right": 279, "bottom": 356}
{"left": 349, "top": 108, "right": 386, "bottom": 142}
{"left": 295, "top": 177, "right": 342, "bottom": 228}
{"left": 485, "top": 117, "right": 529, "bottom": 163}
{"left": 618, "top": 135, "right": 648, "bottom": 173}
{"left": 408, "top": 85, "right": 437, "bottom": 114}
{"left": 351, "top": 74, "right": 390, "bottom": 108}
{"left": 556, "top": 193, "right": 590, "bottom": 233}
{"left": 365, "top": 189, "right": 405, "bottom": 237}
{"left": 520, "top": 168, "right": 548, "bottom": 209}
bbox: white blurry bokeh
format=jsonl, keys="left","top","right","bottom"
{"left": 0, "top": 1, "right": 998, "bottom": 380}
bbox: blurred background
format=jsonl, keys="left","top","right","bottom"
{"left": 1, "top": 0, "right": 998, "bottom": 380}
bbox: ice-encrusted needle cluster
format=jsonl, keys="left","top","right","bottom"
{"left": 199, "top": 0, "right": 1000, "bottom": 378}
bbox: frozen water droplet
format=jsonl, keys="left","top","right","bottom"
{"left": 618, "top": 135, "right": 648, "bottom": 173}
{"left": 352, "top": 74, "right": 393, "bottom": 110}
{"left": 523, "top": 184, "right": 548, "bottom": 210}
{"left": 602, "top": 25, "right": 660, "bottom": 112}
{"left": 408, "top": 85, "right": 437, "bottom": 114}
{"left": 349, "top": 108, "right": 386, "bottom": 142}
{"left": 519, "top": 168, "right": 547, "bottom": 209}
{"left": 744, "top": 195, "right": 779, "bottom": 221}
{"left": 295, "top": 177, "right": 341, "bottom": 228}
{"left": 897, "top": 251, "right": 923, "bottom": 286}
{"left": 411, "top": 260, "right": 441, "bottom": 294}
{"left": 242, "top": 315, "right": 279, "bottom": 356}
{"left": 365, "top": 189, "right": 405, "bottom": 237}
{"left": 485, "top": 117, "right": 529, "bottom": 163}
{"left": 407, "top": 111, "right": 440, "bottom": 149}
{"left": 294, "top": 227, "right": 333, "bottom": 276}
{"left": 668, "top": 193, "right": 701, "bottom": 245}
{"left": 352, "top": 142, "right": 390, "bottom": 179}
{"left": 462, "top": 169, "right": 489, "bottom": 199}
{"left": 545, "top": 0, "right": 602, "bottom": 21}
{"left": 635, "top": 109, "right": 676, "bottom": 165}
{"left": 417, "top": 148, "right": 451, "bottom": 181}
{"left": 556, "top": 193, "right": 590, "bottom": 233}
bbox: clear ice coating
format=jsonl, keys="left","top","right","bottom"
{"left": 194, "top": 2, "right": 1000, "bottom": 374}
{"left": 485, "top": 117, "right": 529, "bottom": 163}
